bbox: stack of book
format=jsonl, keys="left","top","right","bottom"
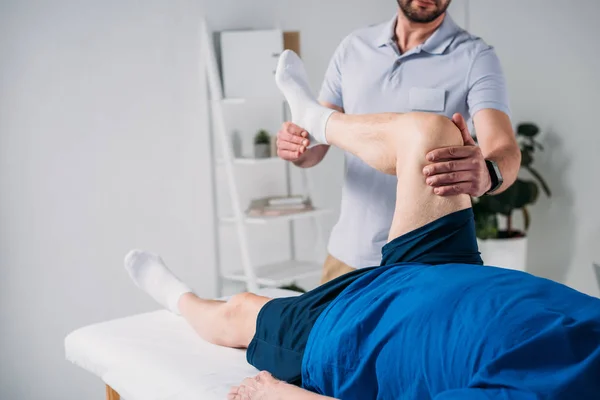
{"left": 247, "top": 195, "right": 314, "bottom": 217}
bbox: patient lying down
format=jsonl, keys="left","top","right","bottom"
{"left": 124, "top": 51, "right": 600, "bottom": 400}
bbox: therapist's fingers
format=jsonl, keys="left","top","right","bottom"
{"left": 279, "top": 130, "right": 309, "bottom": 146}
{"left": 426, "top": 171, "right": 474, "bottom": 187}
{"left": 277, "top": 148, "right": 302, "bottom": 160}
{"left": 423, "top": 159, "right": 478, "bottom": 176}
{"left": 277, "top": 122, "right": 310, "bottom": 163}
{"left": 278, "top": 122, "right": 310, "bottom": 148}
{"left": 281, "top": 121, "right": 306, "bottom": 136}
{"left": 433, "top": 182, "right": 473, "bottom": 196}
{"left": 277, "top": 139, "right": 306, "bottom": 153}
{"left": 452, "top": 113, "right": 476, "bottom": 146}
{"left": 426, "top": 145, "right": 480, "bottom": 162}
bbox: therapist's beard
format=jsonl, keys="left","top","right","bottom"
{"left": 397, "top": 0, "right": 451, "bottom": 23}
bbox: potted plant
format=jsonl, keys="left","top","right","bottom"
{"left": 254, "top": 129, "right": 272, "bottom": 159}
{"left": 474, "top": 122, "right": 551, "bottom": 271}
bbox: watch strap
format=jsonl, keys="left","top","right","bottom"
{"left": 485, "top": 159, "right": 501, "bottom": 195}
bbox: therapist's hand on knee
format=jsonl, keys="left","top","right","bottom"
{"left": 277, "top": 122, "right": 310, "bottom": 161}
{"left": 422, "top": 113, "right": 491, "bottom": 198}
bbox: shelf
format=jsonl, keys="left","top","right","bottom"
{"left": 220, "top": 208, "right": 330, "bottom": 225}
{"left": 222, "top": 260, "right": 322, "bottom": 287}
{"left": 216, "top": 157, "right": 282, "bottom": 166}
{"left": 215, "top": 98, "right": 286, "bottom": 105}
{"left": 219, "top": 98, "right": 246, "bottom": 105}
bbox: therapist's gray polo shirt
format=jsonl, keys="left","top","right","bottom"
{"left": 319, "top": 14, "right": 511, "bottom": 268}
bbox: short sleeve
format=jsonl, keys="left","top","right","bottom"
{"left": 318, "top": 36, "right": 351, "bottom": 109}
{"left": 467, "top": 47, "right": 511, "bottom": 118}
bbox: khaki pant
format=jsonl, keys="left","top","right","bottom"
{"left": 320, "top": 254, "right": 356, "bottom": 285}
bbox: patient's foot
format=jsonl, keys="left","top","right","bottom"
{"left": 124, "top": 250, "right": 191, "bottom": 315}
{"left": 275, "top": 50, "right": 336, "bottom": 145}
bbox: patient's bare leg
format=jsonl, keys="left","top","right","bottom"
{"left": 178, "top": 292, "right": 270, "bottom": 348}
{"left": 124, "top": 249, "right": 269, "bottom": 348}
{"left": 326, "top": 111, "right": 471, "bottom": 241}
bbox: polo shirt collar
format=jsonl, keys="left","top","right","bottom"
{"left": 376, "top": 14, "right": 399, "bottom": 48}
{"left": 376, "top": 13, "right": 460, "bottom": 55}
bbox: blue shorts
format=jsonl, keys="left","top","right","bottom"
{"left": 246, "top": 208, "right": 482, "bottom": 384}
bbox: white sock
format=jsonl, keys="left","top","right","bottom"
{"left": 124, "top": 249, "right": 192, "bottom": 315}
{"left": 275, "top": 50, "right": 336, "bottom": 145}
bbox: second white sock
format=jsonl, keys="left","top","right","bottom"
{"left": 124, "top": 249, "right": 192, "bottom": 315}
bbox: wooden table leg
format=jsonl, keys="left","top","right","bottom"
{"left": 106, "top": 385, "right": 120, "bottom": 400}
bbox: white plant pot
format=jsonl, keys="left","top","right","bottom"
{"left": 254, "top": 143, "right": 271, "bottom": 159}
{"left": 477, "top": 237, "right": 527, "bottom": 272}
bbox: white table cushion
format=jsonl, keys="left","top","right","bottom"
{"left": 65, "top": 288, "right": 300, "bottom": 400}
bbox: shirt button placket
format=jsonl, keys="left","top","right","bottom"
{"left": 390, "top": 59, "right": 402, "bottom": 82}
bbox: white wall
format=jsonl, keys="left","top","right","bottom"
{"left": 0, "top": 0, "right": 213, "bottom": 398}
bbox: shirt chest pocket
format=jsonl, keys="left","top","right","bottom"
{"left": 409, "top": 87, "right": 446, "bottom": 112}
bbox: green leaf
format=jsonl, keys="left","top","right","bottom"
{"left": 513, "top": 180, "right": 539, "bottom": 209}
{"left": 472, "top": 120, "right": 551, "bottom": 236}
{"left": 520, "top": 148, "right": 533, "bottom": 167}
{"left": 478, "top": 179, "right": 538, "bottom": 216}
{"left": 517, "top": 123, "right": 540, "bottom": 138}
{"left": 473, "top": 201, "right": 499, "bottom": 239}
{"left": 533, "top": 140, "right": 544, "bottom": 151}
{"left": 254, "top": 130, "right": 271, "bottom": 145}
{"left": 525, "top": 166, "right": 552, "bottom": 197}
{"left": 522, "top": 207, "right": 531, "bottom": 231}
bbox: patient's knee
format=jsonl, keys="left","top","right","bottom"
{"left": 407, "top": 112, "right": 463, "bottom": 152}
{"left": 224, "top": 292, "right": 266, "bottom": 322}
{"left": 206, "top": 292, "right": 255, "bottom": 347}
{"left": 225, "top": 292, "right": 254, "bottom": 317}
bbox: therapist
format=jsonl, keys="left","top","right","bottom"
{"left": 276, "top": 0, "right": 521, "bottom": 283}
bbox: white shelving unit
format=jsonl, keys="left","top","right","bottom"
{"left": 219, "top": 208, "right": 330, "bottom": 225}
{"left": 216, "top": 157, "right": 283, "bottom": 166}
{"left": 222, "top": 260, "right": 324, "bottom": 288}
{"left": 201, "top": 21, "right": 329, "bottom": 293}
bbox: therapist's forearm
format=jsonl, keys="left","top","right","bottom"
{"left": 473, "top": 109, "right": 521, "bottom": 195}
{"left": 484, "top": 142, "right": 521, "bottom": 194}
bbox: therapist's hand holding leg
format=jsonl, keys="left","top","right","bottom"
{"left": 276, "top": 121, "right": 331, "bottom": 169}
{"left": 276, "top": 122, "right": 310, "bottom": 161}
{"left": 422, "top": 113, "right": 491, "bottom": 197}
{"left": 276, "top": 101, "right": 342, "bottom": 168}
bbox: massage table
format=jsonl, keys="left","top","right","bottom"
{"left": 65, "top": 288, "right": 300, "bottom": 400}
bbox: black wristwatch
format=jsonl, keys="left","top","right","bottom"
{"left": 485, "top": 159, "right": 503, "bottom": 195}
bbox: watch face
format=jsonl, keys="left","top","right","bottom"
{"left": 491, "top": 161, "right": 503, "bottom": 182}
{"left": 486, "top": 160, "right": 503, "bottom": 193}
